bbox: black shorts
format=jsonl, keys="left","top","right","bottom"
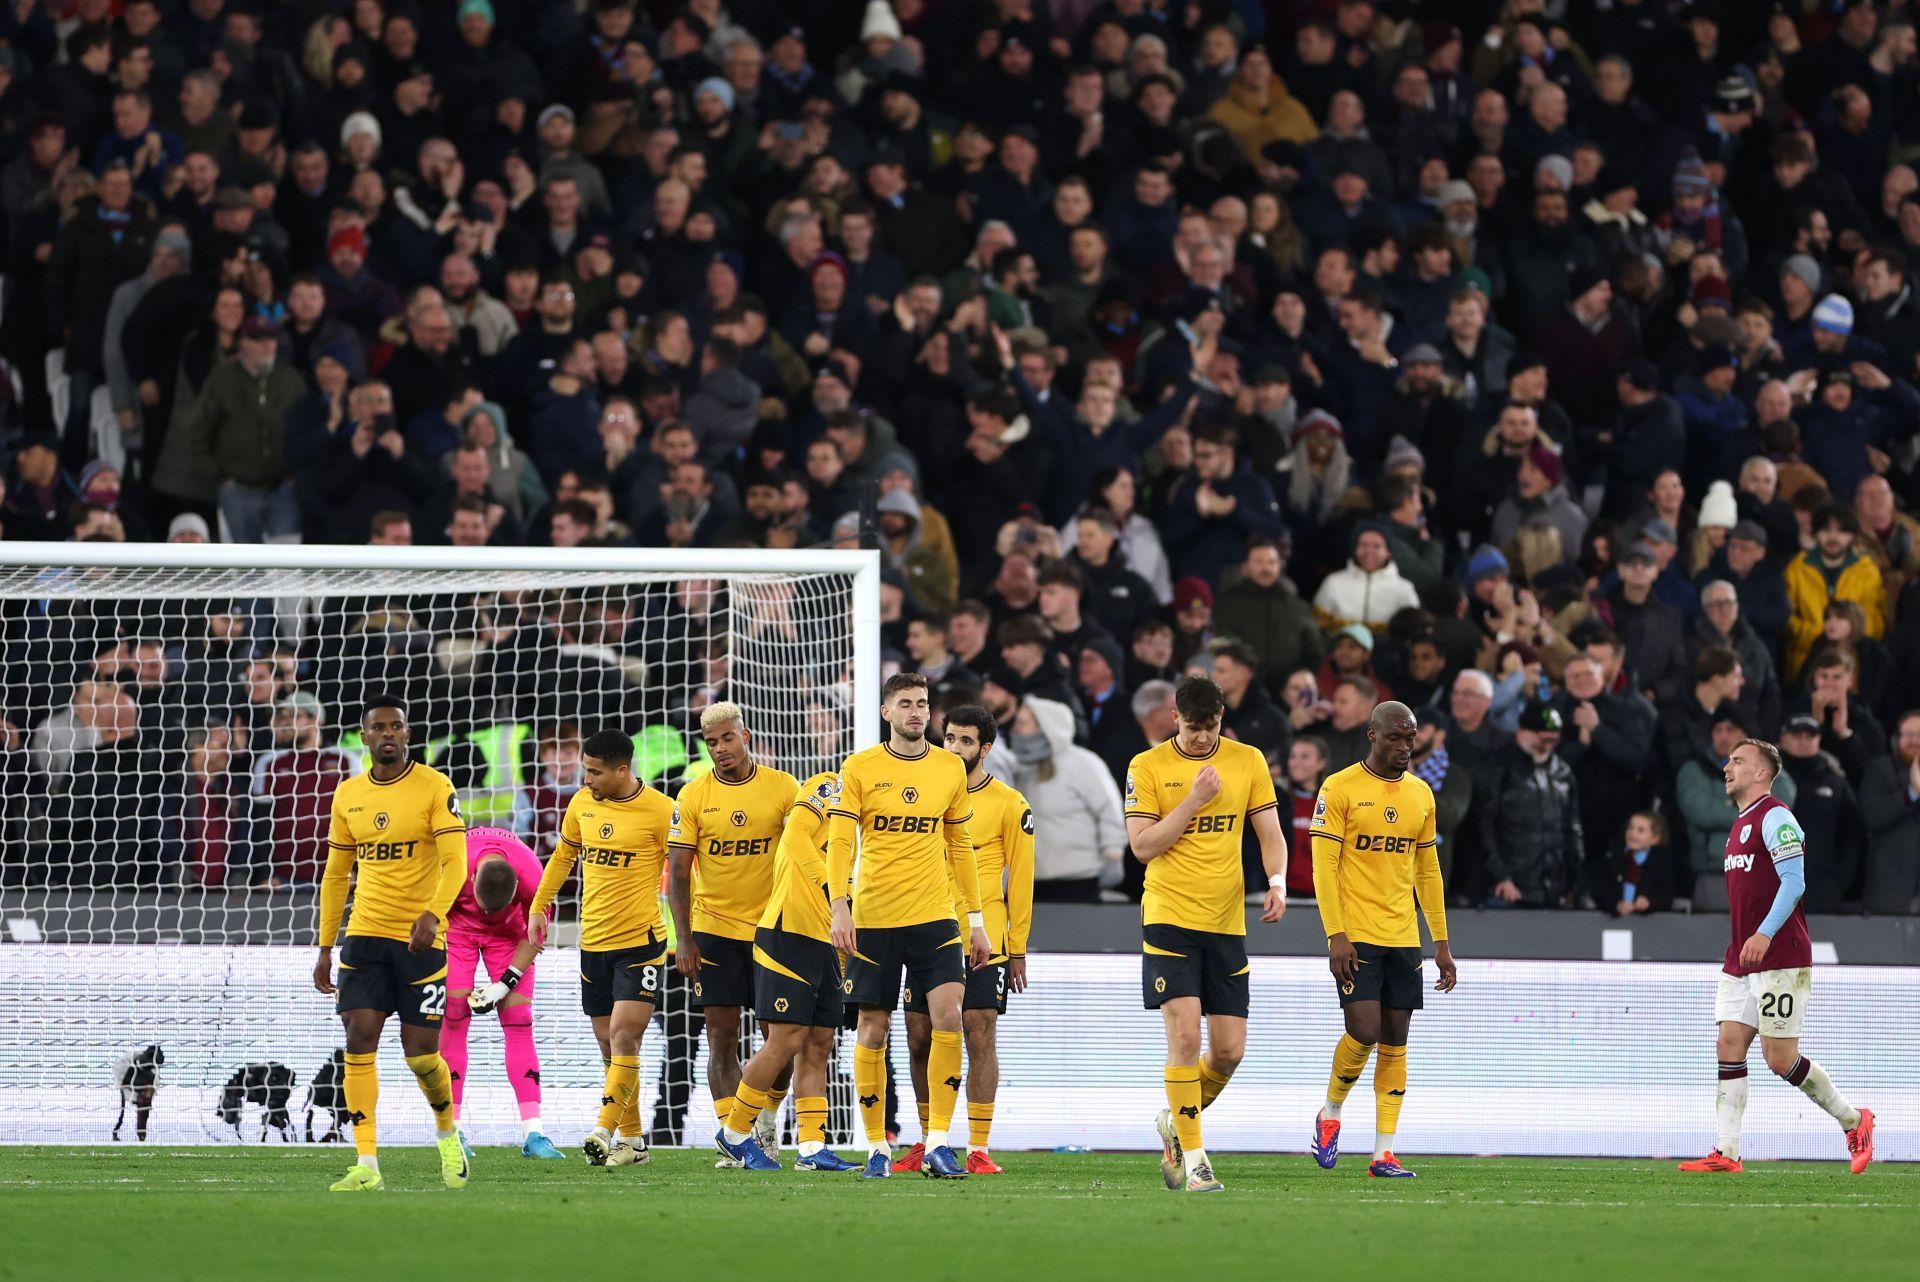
{"left": 845, "top": 919, "right": 964, "bottom": 1011}
{"left": 752, "top": 927, "right": 844, "bottom": 1029}
{"left": 336, "top": 935, "right": 449, "bottom": 1028}
{"left": 579, "top": 936, "right": 667, "bottom": 1018}
{"left": 692, "top": 932, "right": 754, "bottom": 1010}
{"left": 1336, "top": 942, "right": 1424, "bottom": 1011}
{"left": 1142, "top": 923, "right": 1250, "bottom": 1018}
{"left": 903, "top": 958, "right": 1009, "bottom": 1015}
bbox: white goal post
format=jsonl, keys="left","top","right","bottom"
{"left": 0, "top": 541, "right": 878, "bottom": 1144}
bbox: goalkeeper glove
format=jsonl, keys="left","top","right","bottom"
{"left": 468, "top": 966, "right": 523, "bottom": 1014}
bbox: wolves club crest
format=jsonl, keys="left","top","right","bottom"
{"left": 1385, "top": 806, "right": 1398, "bottom": 824}
{"left": 731, "top": 810, "right": 748, "bottom": 827}
{"left": 374, "top": 812, "right": 389, "bottom": 830}
{"left": 902, "top": 786, "right": 919, "bottom": 804}
{"left": 600, "top": 822, "right": 615, "bottom": 840}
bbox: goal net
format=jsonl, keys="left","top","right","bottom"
{"left": 0, "top": 543, "right": 877, "bottom": 1144}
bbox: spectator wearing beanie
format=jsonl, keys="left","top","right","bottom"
{"left": 1602, "top": 357, "right": 1686, "bottom": 520}
{"left": 1598, "top": 540, "right": 1690, "bottom": 705}
{"left": 1537, "top": 263, "right": 1638, "bottom": 440}
{"left": 1490, "top": 444, "right": 1587, "bottom": 561}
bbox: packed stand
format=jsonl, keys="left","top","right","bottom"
{"left": 0, "top": 0, "right": 1917, "bottom": 915}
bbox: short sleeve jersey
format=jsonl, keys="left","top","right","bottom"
{"left": 831, "top": 743, "right": 976, "bottom": 928}
{"left": 1125, "top": 737, "right": 1278, "bottom": 936}
{"left": 326, "top": 761, "right": 466, "bottom": 943}
{"left": 669, "top": 764, "right": 799, "bottom": 940}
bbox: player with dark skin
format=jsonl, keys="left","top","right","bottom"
{"left": 314, "top": 703, "right": 443, "bottom": 1063}
{"left": 668, "top": 714, "right": 793, "bottom": 1120}
{"left": 1326, "top": 702, "right": 1458, "bottom": 1052}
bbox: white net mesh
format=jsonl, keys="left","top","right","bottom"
{"left": 0, "top": 548, "right": 873, "bottom": 1144}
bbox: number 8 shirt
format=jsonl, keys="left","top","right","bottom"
{"left": 530, "top": 781, "right": 676, "bottom": 1014}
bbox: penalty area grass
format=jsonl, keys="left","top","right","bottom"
{"left": 0, "top": 1146, "right": 1914, "bottom": 1282}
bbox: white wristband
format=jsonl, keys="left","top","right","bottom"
{"left": 968, "top": 912, "right": 985, "bottom": 930}
{"left": 1268, "top": 874, "right": 1286, "bottom": 889}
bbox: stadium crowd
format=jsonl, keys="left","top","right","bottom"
{"left": 1, "top": 0, "right": 1919, "bottom": 916}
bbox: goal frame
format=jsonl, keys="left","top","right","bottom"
{"left": 0, "top": 540, "right": 883, "bottom": 755}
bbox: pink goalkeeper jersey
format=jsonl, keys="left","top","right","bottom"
{"left": 447, "top": 827, "right": 544, "bottom": 942}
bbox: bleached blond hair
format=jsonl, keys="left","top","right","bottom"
{"left": 699, "top": 701, "right": 746, "bottom": 731}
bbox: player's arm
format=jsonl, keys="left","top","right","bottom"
{"left": 313, "top": 799, "right": 355, "bottom": 994}
{"left": 1007, "top": 800, "right": 1035, "bottom": 992}
{"left": 1125, "top": 759, "right": 1214, "bottom": 861}
{"left": 945, "top": 776, "right": 990, "bottom": 966}
{"left": 786, "top": 800, "right": 831, "bottom": 887}
{"left": 1741, "top": 809, "right": 1808, "bottom": 968}
{"left": 420, "top": 786, "right": 468, "bottom": 953}
{"left": 1248, "top": 758, "right": 1287, "bottom": 923}
{"left": 1308, "top": 782, "right": 1360, "bottom": 982}
{"left": 528, "top": 800, "right": 583, "bottom": 949}
{"left": 826, "top": 766, "right": 862, "bottom": 951}
{"left": 469, "top": 934, "right": 544, "bottom": 1013}
{"left": 666, "top": 790, "right": 701, "bottom": 975}
{"left": 1413, "top": 798, "right": 1456, "bottom": 992}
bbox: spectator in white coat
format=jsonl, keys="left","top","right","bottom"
{"left": 1312, "top": 522, "right": 1420, "bottom": 633}
{"left": 1008, "top": 695, "right": 1128, "bottom": 902}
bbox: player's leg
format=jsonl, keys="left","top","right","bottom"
{"left": 1365, "top": 951, "right": 1425, "bottom": 1177}
{"left": 703, "top": 1003, "right": 744, "bottom": 1129}
{"left": 334, "top": 1006, "right": 388, "bottom": 1189}
{"left": 853, "top": 1005, "right": 894, "bottom": 1168}
{"left": 1684, "top": 971, "right": 1762, "bottom": 1170}
{"left": 1754, "top": 968, "right": 1872, "bottom": 1170}
{"left": 499, "top": 994, "right": 560, "bottom": 1158}
{"left": 1199, "top": 1012, "right": 1245, "bottom": 1110}
{"left": 598, "top": 998, "right": 657, "bottom": 1165}
{"left": 717, "top": 1018, "right": 804, "bottom": 1169}
{"left": 844, "top": 928, "right": 905, "bottom": 1173}
{"left": 893, "top": 1007, "right": 933, "bottom": 1170}
{"left": 791, "top": 1025, "right": 857, "bottom": 1169}
{"left": 1158, "top": 997, "right": 1210, "bottom": 1188}
{"left": 1316, "top": 936, "right": 1387, "bottom": 1169}
{"left": 1367, "top": 1006, "right": 1414, "bottom": 1176}
{"left": 443, "top": 934, "right": 480, "bottom": 1153}
{"left": 963, "top": 1009, "right": 999, "bottom": 1169}
{"left": 396, "top": 1015, "right": 466, "bottom": 1190}
{"left": 920, "top": 980, "right": 968, "bottom": 1175}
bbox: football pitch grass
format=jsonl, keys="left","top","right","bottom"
{"left": 3, "top": 1146, "right": 1914, "bottom": 1281}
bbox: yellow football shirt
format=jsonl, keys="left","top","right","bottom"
{"left": 1308, "top": 761, "right": 1447, "bottom": 948}
{"left": 669, "top": 764, "right": 798, "bottom": 940}
{"left": 531, "top": 782, "right": 675, "bottom": 952}
{"left": 1126, "top": 736, "right": 1278, "bottom": 936}
{"left": 828, "top": 742, "right": 982, "bottom": 929}
{"left": 318, "top": 761, "right": 467, "bottom": 946}
{"left": 963, "top": 774, "right": 1035, "bottom": 959}
{"left": 759, "top": 773, "right": 839, "bottom": 942}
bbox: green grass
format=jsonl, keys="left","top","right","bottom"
{"left": 2, "top": 1146, "right": 1914, "bottom": 1281}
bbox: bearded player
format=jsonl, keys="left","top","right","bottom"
{"left": 1125, "top": 675, "right": 1288, "bottom": 1194}
{"left": 829, "top": 673, "right": 992, "bottom": 1180}
{"left": 895, "top": 704, "right": 1034, "bottom": 1174}
{"left": 1308, "top": 701, "right": 1456, "bottom": 1179}
{"left": 1678, "top": 738, "right": 1874, "bottom": 1174}
{"left": 443, "top": 827, "right": 565, "bottom": 1160}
